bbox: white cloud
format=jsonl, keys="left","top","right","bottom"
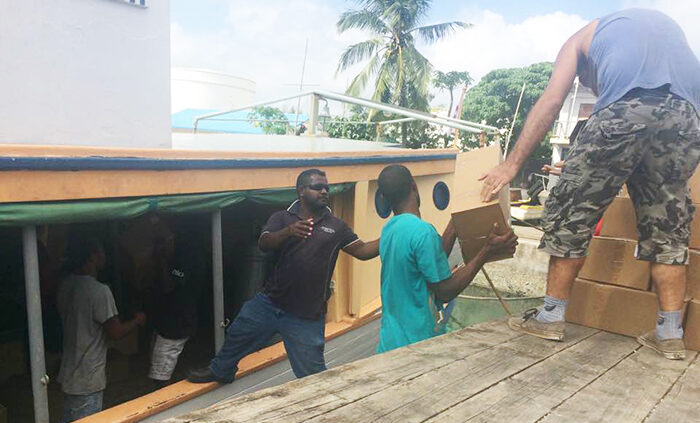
{"left": 171, "top": 0, "right": 367, "bottom": 112}
{"left": 423, "top": 9, "right": 589, "bottom": 107}
{"left": 172, "top": 3, "right": 700, "bottom": 112}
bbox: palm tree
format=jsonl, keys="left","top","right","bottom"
{"left": 336, "top": 0, "right": 469, "bottom": 113}
{"left": 433, "top": 70, "right": 473, "bottom": 116}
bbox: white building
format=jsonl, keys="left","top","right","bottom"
{"left": 0, "top": 0, "right": 171, "bottom": 148}
{"left": 171, "top": 68, "right": 256, "bottom": 113}
{"left": 549, "top": 79, "right": 597, "bottom": 163}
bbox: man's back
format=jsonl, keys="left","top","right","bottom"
{"left": 378, "top": 213, "right": 451, "bottom": 353}
{"left": 57, "top": 274, "right": 118, "bottom": 395}
{"left": 590, "top": 8, "right": 700, "bottom": 112}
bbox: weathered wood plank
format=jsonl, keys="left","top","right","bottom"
{"left": 644, "top": 353, "right": 700, "bottom": 423}
{"left": 304, "top": 324, "right": 598, "bottom": 423}
{"left": 423, "top": 331, "right": 639, "bottom": 423}
{"left": 540, "top": 349, "right": 696, "bottom": 423}
{"left": 163, "top": 319, "right": 519, "bottom": 423}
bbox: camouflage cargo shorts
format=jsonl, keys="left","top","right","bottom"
{"left": 540, "top": 86, "right": 700, "bottom": 264}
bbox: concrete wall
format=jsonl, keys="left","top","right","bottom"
{"left": 171, "top": 68, "right": 256, "bottom": 113}
{"left": 0, "top": 0, "right": 171, "bottom": 148}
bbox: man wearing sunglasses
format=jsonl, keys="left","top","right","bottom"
{"left": 189, "top": 168, "right": 379, "bottom": 383}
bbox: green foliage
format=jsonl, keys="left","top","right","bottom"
{"left": 433, "top": 70, "right": 473, "bottom": 115}
{"left": 336, "top": 0, "right": 470, "bottom": 146}
{"left": 325, "top": 108, "right": 378, "bottom": 141}
{"left": 460, "top": 62, "right": 554, "bottom": 158}
{"left": 247, "top": 106, "right": 289, "bottom": 135}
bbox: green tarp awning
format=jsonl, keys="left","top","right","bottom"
{"left": 0, "top": 184, "right": 354, "bottom": 226}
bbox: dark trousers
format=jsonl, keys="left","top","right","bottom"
{"left": 210, "top": 293, "right": 326, "bottom": 380}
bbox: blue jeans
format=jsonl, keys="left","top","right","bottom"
{"left": 210, "top": 293, "right": 326, "bottom": 380}
{"left": 61, "top": 391, "right": 103, "bottom": 423}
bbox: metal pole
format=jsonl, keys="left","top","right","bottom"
{"left": 194, "top": 90, "right": 494, "bottom": 135}
{"left": 22, "top": 225, "right": 50, "bottom": 423}
{"left": 308, "top": 94, "right": 319, "bottom": 136}
{"left": 504, "top": 82, "right": 527, "bottom": 157}
{"left": 314, "top": 90, "right": 486, "bottom": 134}
{"left": 211, "top": 210, "right": 225, "bottom": 353}
{"left": 564, "top": 77, "right": 580, "bottom": 137}
{"left": 294, "top": 38, "right": 309, "bottom": 130}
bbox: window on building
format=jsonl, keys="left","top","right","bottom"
{"left": 578, "top": 103, "right": 594, "bottom": 119}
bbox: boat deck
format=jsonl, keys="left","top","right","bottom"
{"left": 163, "top": 319, "right": 699, "bottom": 423}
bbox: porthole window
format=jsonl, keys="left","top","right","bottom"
{"left": 432, "top": 182, "right": 450, "bottom": 210}
{"left": 374, "top": 190, "right": 392, "bottom": 219}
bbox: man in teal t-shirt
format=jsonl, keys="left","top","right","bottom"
{"left": 377, "top": 165, "right": 518, "bottom": 353}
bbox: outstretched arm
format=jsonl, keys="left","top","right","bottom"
{"left": 479, "top": 20, "right": 597, "bottom": 202}
{"left": 343, "top": 238, "right": 380, "bottom": 261}
{"left": 429, "top": 225, "right": 518, "bottom": 303}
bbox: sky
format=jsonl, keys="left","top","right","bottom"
{"left": 170, "top": 0, "right": 700, "bottom": 112}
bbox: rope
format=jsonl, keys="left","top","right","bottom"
{"left": 510, "top": 215, "right": 545, "bottom": 232}
{"left": 457, "top": 294, "right": 545, "bottom": 301}
{"left": 481, "top": 268, "right": 514, "bottom": 316}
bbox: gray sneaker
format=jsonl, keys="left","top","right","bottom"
{"left": 507, "top": 308, "right": 565, "bottom": 341}
{"left": 636, "top": 330, "right": 686, "bottom": 360}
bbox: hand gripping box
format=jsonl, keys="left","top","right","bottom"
{"left": 452, "top": 145, "right": 512, "bottom": 264}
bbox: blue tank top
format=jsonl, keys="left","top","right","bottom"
{"left": 589, "top": 9, "right": 700, "bottom": 113}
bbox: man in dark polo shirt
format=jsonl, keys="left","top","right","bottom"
{"left": 188, "top": 169, "right": 379, "bottom": 383}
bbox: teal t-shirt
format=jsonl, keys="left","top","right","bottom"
{"left": 377, "top": 213, "right": 452, "bottom": 353}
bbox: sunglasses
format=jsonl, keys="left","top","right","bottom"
{"left": 306, "top": 183, "right": 330, "bottom": 192}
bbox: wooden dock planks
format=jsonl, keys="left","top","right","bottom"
{"left": 163, "top": 319, "right": 699, "bottom": 423}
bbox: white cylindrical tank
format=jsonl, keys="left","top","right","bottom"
{"left": 171, "top": 68, "right": 256, "bottom": 113}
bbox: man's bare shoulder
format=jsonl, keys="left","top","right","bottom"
{"left": 571, "top": 19, "right": 600, "bottom": 56}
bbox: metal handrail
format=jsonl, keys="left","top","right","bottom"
{"left": 193, "top": 90, "right": 497, "bottom": 135}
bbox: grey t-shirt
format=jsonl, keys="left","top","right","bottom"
{"left": 57, "top": 274, "right": 118, "bottom": 395}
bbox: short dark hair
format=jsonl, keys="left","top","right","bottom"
{"left": 296, "top": 169, "right": 326, "bottom": 193}
{"left": 65, "top": 234, "right": 103, "bottom": 271}
{"left": 378, "top": 165, "right": 414, "bottom": 209}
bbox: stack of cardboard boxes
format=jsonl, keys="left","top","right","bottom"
{"left": 566, "top": 173, "right": 700, "bottom": 350}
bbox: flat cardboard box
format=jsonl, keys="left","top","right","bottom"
{"left": 578, "top": 237, "right": 650, "bottom": 290}
{"left": 599, "top": 197, "right": 637, "bottom": 240}
{"left": 452, "top": 145, "right": 512, "bottom": 264}
{"left": 566, "top": 278, "right": 660, "bottom": 337}
{"left": 684, "top": 299, "right": 700, "bottom": 351}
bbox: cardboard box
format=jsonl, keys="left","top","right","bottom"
{"left": 599, "top": 197, "right": 637, "bottom": 240}
{"left": 600, "top": 197, "right": 700, "bottom": 249}
{"left": 566, "top": 278, "right": 660, "bottom": 337}
{"left": 687, "top": 250, "right": 700, "bottom": 299}
{"left": 691, "top": 166, "right": 700, "bottom": 203}
{"left": 684, "top": 299, "right": 700, "bottom": 351}
{"left": 452, "top": 145, "right": 512, "bottom": 264}
{"left": 578, "top": 237, "right": 651, "bottom": 290}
